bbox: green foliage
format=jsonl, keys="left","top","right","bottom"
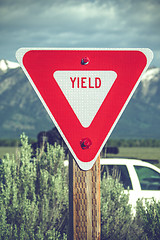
{"left": 0, "top": 138, "right": 36, "bottom": 147}
{"left": 0, "top": 139, "right": 20, "bottom": 147}
{"left": 101, "top": 175, "right": 133, "bottom": 240}
{"left": 135, "top": 199, "right": 160, "bottom": 240}
{"left": 1, "top": 138, "right": 160, "bottom": 147}
{"left": 101, "top": 174, "right": 160, "bottom": 240}
{"left": 1, "top": 133, "right": 160, "bottom": 239}
{"left": 0, "top": 133, "right": 68, "bottom": 240}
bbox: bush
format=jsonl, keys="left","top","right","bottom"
{"left": 101, "top": 174, "right": 160, "bottom": 240}
{"left": 1, "top": 134, "right": 160, "bottom": 239}
{"left": 101, "top": 174, "right": 133, "bottom": 240}
{"left": 135, "top": 199, "right": 160, "bottom": 240}
{"left": 0, "top": 133, "right": 68, "bottom": 240}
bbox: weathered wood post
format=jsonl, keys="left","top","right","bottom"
{"left": 69, "top": 154, "right": 101, "bottom": 239}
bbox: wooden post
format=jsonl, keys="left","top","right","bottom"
{"left": 69, "top": 155, "right": 101, "bottom": 240}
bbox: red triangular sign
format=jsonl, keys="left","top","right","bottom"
{"left": 16, "top": 48, "right": 153, "bottom": 170}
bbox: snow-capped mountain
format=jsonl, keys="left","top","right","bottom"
{"left": 132, "top": 67, "right": 160, "bottom": 110}
{"left": 141, "top": 68, "right": 160, "bottom": 98}
{"left": 0, "top": 59, "right": 20, "bottom": 73}
{"left": 0, "top": 60, "right": 160, "bottom": 139}
{"left": 112, "top": 67, "right": 160, "bottom": 138}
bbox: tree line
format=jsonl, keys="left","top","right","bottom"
{"left": 0, "top": 138, "right": 35, "bottom": 147}
{"left": 0, "top": 138, "right": 160, "bottom": 147}
{"left": 106, "top": 139, "right": 160, "bottom": 147}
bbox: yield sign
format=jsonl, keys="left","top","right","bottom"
{"left": 16, "top": 48, "right": 153, "bottom": 170}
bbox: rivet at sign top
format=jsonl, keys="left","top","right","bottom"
{"left": 81, "top": 57, "right": 90, "bottom": 65}
{"left": 80, "top": 138, "right": 92, "bottom": 150}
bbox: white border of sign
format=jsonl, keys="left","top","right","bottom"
{"left": 16, "top": 48, "right": 153, "bottom": 170}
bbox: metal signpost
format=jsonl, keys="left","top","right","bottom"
{"left": 16, "top": 48, "right": 153, "bottom": 239}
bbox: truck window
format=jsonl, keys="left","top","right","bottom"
{"left": 101, "top": 165, "right": 133, "bottom": 190}
{"left": 134, "top": 166, "right": 160, "bottom": 190}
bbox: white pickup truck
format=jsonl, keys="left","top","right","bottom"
{"left": 65, "top": 158, "right": 160, "bottom": 206}
{"left": 101, "top": 158, "right": 160, "bottom": 207}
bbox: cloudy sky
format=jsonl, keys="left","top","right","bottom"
{"left": 0, "top": 0, "right": 160, "bottom": 67}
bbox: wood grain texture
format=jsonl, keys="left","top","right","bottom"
{"left": 69, "top": 155, "right": 101, "bottom": 239}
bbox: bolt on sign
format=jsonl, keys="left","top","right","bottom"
{"left": 16, "top": 48, "right": 153, "bottom": 170}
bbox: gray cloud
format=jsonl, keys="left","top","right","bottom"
{"left": 0, "top": 0, "right": 160, "bottom": 66}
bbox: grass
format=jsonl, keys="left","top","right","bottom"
{"left": 0, "top": 146, "right": 160, "bottom": 168}
{"left": 107, "top": 147, "right": 160, "bottom": 168}
{"left": 108, "top": 147, "right": 160, "bottom": 160}
{"left": 0, "top": 147, "right": 19, "bottom": 158}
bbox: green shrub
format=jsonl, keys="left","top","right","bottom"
{"left": 101, "top": 174, "right": 160, "bottom": 240}
{"left": 0, "top": 133, "right": 68, "bottom": 240}
{"left": 135, "top": 199, "right": 160, "bottom": 240}
{"left": 1, "top": 134, "right": 160, "bottom": 240}
{"left": 101, "top": 174, "right": 133, "bottom": 240}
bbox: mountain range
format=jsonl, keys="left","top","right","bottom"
{"left": 0, "top": 59, "right": 160, "bottom": 139}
